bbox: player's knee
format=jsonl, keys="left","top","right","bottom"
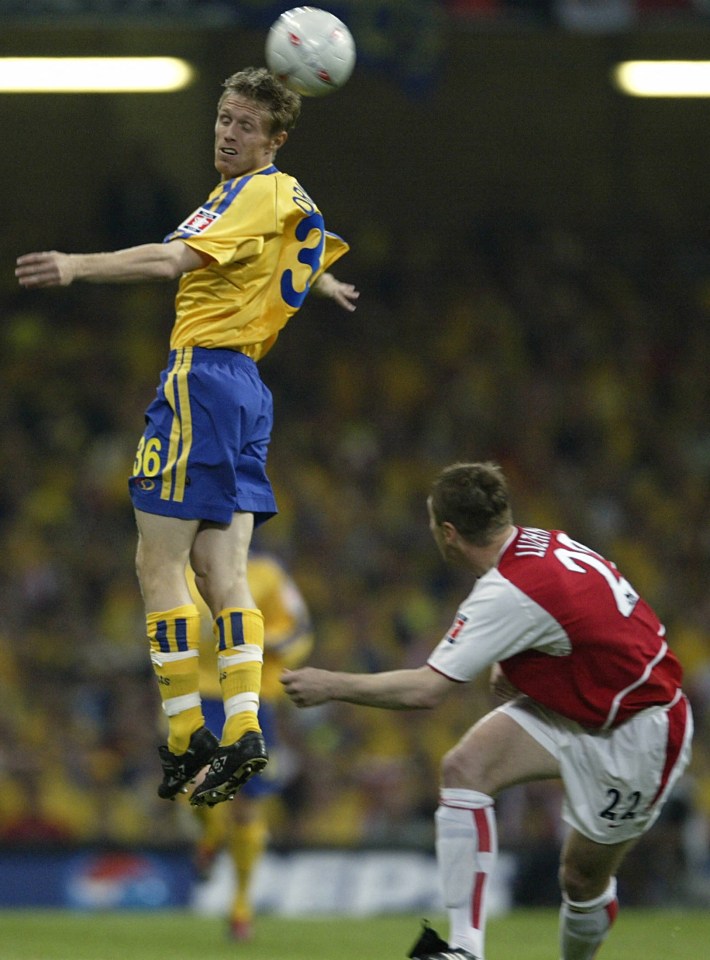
{"left": 559, "top": 860, "right": 609, "bottom": 903}
{"left": 440, "top": 742, "right": 485, "bottom": 790}
{"left": 559, "top": 862, "right": 582, "bottom": 901}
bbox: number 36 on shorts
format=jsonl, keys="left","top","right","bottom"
{"left": 133, "top": 436, "right": 163, "bottom": 477}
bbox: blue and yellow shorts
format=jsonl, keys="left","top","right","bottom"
{"left": 129, "top": 346, "right": 277, "bottom": 525}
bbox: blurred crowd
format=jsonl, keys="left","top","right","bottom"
{"left": 1, "top": 202, "right": 709, "bottom": 907}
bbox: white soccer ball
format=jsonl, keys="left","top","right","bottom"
{"left": 265, "top": 6, "right": 356, "bottom": 97}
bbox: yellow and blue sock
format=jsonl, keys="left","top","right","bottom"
{"left": 214, "top": 607, "right": 264, "bottom": 746}
{"left": 147, "top": 603, "right": 203, "bottom": 755}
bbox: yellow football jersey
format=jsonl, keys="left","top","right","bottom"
{"left": 165, "top": 166, "right": 349, "bottom": 360}
{"left": 190, "top": 554, "right": 314, "bottom": 700}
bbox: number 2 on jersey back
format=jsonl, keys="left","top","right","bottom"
{"left": 554, "top": 533, "right": 639, "bottom": 618}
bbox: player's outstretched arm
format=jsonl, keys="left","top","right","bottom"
{"left": 281, "top": 664, "right": 453, "bottom": 711}
{"left": 15, "top": 240, "right": 209, "bottom": 289}
{"left": 312, "top": 271, "right": 359, "bottom": 312}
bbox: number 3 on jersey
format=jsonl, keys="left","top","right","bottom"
{"left": 281, "top": 186, "right": 325, "bottom": 311}
{"left": 554, "top": 533, "right": 639, "bottom": 618}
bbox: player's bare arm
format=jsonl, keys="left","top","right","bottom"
{"left": 281, "top": 664, "right": 454, "bottom": 710}
{"left": 312, "top": 271, "right": 359, "bottom": 311}
{"left": 15, "top": 239, "right": 210, "bottom": 289}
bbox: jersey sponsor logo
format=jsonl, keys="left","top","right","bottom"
{"left": 134, "top": 478, "right": 156, "bottom": 492}
{"left": 446, "top": 614, "right": 468, "bottom": 644}
{"left": 177, "top": 207, "right": 220, "bottom": 235}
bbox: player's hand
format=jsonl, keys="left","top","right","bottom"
{"left": 15, "top": 251, "right": 75, "bottom": 288}
{"left": 281, "top": 667, "right": 333, "bottom": 707}
{"left": 313, "top": 271, "right": 359, "bottom": 312}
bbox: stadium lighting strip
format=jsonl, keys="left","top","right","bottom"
{"left": 613, "top": 60, "right": 710, "bottom": 97}
{"left": 0, "top": 57, "right": 195, "bottom": 93}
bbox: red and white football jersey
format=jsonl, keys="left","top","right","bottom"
{"left": 428, "top": 526, "right": 683, "bottom": 730}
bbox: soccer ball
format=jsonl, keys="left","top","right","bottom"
{"left": 265, "top": 6, "right": 356, "bottom": 97}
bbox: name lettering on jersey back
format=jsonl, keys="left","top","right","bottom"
{"left": 515, "top": 527, "right": 551, "bottom": 557}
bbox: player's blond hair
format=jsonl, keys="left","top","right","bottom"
{"left": 220, "top": 66, "right": 301, "bottom": 134}
{"left": 430, "top": 462, "right": 512, "bottom": 546}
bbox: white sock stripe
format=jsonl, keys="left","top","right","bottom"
{"left": 436, "top": 794, "right": 495, "bottom": 959}
{"left": 150, "top": 649, "right": 199, "bottom": 666}
{"left": 439, "top": 787, "right": 494, "bottom": 809}
{"left": 218, "top": 644, "right": 264, "bottom": 667}
{"left": 224, "top": 692, "right": 259, "bottom": 718}
{"left": 162, "top": 692, "right": 201, "bottom": 716}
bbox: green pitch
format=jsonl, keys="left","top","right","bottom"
{"left": 0, "top": 908, "right": 707, "bottom": 960}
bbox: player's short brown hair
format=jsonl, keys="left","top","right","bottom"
{"left": 220, "top": 66, "right": 301, "bottom": 134}
{"left": 430, "top": 462, "right": 512, "bottom": 546}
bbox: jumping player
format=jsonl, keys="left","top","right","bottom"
{"left": 16, "top": 67, "right": 358, "bottom": 807}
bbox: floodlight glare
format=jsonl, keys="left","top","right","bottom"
{"left": 613, "top": 60, "right": 710, "bottom": 98}
{"left": 0, "top": 57, "right": 195, "bottom": 93}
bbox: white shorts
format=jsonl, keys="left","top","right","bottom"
{"left": 498, "top": 693, "right": 693, "bottom": 844}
